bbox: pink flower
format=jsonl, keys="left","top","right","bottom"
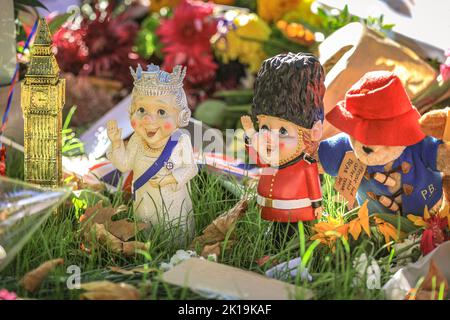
{"left": 0, "top": 289, "right": 17, "bottom": 300}
{"left": 440, "top": 48, "right": 450, "bottom": 82}
{"left": 157, "top": 0, "right": 218, "bottom": 85}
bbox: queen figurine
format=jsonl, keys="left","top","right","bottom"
{"left": 106, "top": 64, "right": 197, "bottom": 235}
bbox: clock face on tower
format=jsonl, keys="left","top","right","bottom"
{"left": 31, "top": 91, "right": 48, "bottom": 108}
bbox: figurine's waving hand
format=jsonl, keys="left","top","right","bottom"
{"left": 241, "top": 115, "right": 256, "bottom": 138}
{"left": 107, "top": 120, "right": 123, "bottom": 150}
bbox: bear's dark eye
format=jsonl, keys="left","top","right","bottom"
{"left": 157, "top": 109, "right": 166, "bottom": 116}
{"left": 260, "top": 125, "right": 269, "bottom": 131}
{"left": 138, "top": 107, "right": 145, "bottom": 113}
{"left": 279, "top": 127, "right": 288, "bottom": 136}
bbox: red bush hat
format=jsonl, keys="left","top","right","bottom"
{"left": 325, "top": 71, "right": 425, "bottom": 146}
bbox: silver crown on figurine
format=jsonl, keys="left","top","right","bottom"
{"left": 130, "top": 64, "right": 186, "bottom": 96}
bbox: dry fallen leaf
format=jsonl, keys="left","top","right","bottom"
{"left": 201, "top": 242, "right": 221, "bottom": 257}
{"left": 190, "top": 198, "right": 248, "bottom": 250}
{"left": 108, "top": 266, "right": 135, "bottom": 275}
{"left": 88, "top": 223, "right": 123, "bottom": 253}
{"left": 87, "top": 224, "right": 149, "bottom": 257}
{"left": 108, "top": 220, "right": 148, "bottom": 242}
{"left": 80, "top": 202, "right": 149, "bottom": 256}
{"left": 80, "top": 202, "right": 117, "bottom": 231}
{"left": 80, "top": 281, "right": 141, "bottom": 300}
{"left": 20, "top": 258, "right": 64, "bottom": 292}
{"left": 122, "top": 241, "right": 150, "bottom": 257}
{"left": 108, "top": 266, "right": 158, "bottom": 275}
{"left": 406, "top": 260, "right": 449, "bottom": 300}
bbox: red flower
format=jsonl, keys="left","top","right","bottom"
{"left": 420, "top": 214, "right": 449, "bottom": 255}
{"left": 0, "top": 145, "right": 6, "bottom": 176}
{"left": 52, "top": 2, "right": 145, "bottom": 88}
{"left": 157, "top": 0, "right": 218, "bottom": 85}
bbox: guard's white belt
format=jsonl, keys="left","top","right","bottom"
{"left": 256, "top": 195, "right": 320, "bottom": 210}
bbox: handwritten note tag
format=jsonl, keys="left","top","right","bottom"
{"left": 334, "top": 151, "right": 367, "bottom": 208}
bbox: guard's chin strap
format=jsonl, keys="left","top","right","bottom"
{"left": 277, "top": 152, "right": 316, "bottom": 169}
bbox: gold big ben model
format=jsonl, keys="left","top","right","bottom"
{"left": 21, "top": 18, "right": 65, "bottom": 187}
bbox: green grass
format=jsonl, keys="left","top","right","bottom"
{"left": 1, "top": 151, "right": 405, "bottom": 300}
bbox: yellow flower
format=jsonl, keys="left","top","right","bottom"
{"left": 257, "top": 0, "right": 320, "bottom": 26}
{"left": 150, "top": 0, "right": 180, "bottom": 12}
{"left": 282, "top": 0, "right": 322, "bottom": 27}
{"left": 213, "top": 11, "right": 271, "bottom": 73}
{"left": 311, "top": 215, "right": 349, "bottom": 249}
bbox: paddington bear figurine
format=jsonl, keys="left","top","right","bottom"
{"left": 241, "top": 53, "right": 325, "bottom": 233}
{"left": 318, "top": 71, "right": 449, "bottom": 217}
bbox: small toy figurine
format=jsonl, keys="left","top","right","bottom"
{"left": 318, "top": 71, "right": 450, "bottom": 216}
{"left": 241, "top": 53, "right": 325, "bottom": 236}
{"left": 106, "top": 64, "right": 197, "bottom": 233}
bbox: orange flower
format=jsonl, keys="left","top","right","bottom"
{"left": 311, "top": 216, "right": 349, "bottom": 249}
{"left": 212, "top": 0, "right": 235, "bottom": 4}
{"left": 374, "top": 217, "right": 401, "bottom": 248}
{"left": 276, "top": 20, "right": 315, "bottom": 47}
{"left": 348, "top": 200, "right": 371, "bottom": 240}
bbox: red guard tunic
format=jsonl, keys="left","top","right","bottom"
{"left": 248, "top": 144, "right": 322, "bottom": 222}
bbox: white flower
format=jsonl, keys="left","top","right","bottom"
{"left": 0, "top": 245, "right": 6, "bottom": 261}
{"left": 159, "top": 249, "right": 199, "bottom": 271}
{"left": 353, "top": 253, "right": 381, "bottom": 290}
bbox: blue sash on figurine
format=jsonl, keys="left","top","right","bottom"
{"left": 133, "top": 130, "right": 182, "bottom": 199}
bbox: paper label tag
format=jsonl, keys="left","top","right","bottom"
{"left": 334, "top": 151, "right": 367, "bottom": 208}
{"left": 443, "top": 109, "right": 450, "bottom": 142}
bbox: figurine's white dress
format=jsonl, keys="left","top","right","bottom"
{"left": 106, "top": 132, "right": 198, "bottom": 233}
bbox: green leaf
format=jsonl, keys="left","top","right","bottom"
{"left": 48, "top": 13, "right": 72, "bottom": 34}
{"left": 72, "top": 189, "right": 111, "bottom": 208}
{"left": 14, "top": 0, "right": 48, "bottom": 11}
{"left": 213, "top": 89, "right": 253, "bottom": 105}
{"left": 193, "top": 100, "right": 227, "bottom": 128}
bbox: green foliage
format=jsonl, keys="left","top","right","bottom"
{"left": 47, "top": 13, "right": 73, "bottom": 34}
{"left": 316, "top": 4, "right": 395, "bottom": 36}
{"left": 365, "top": 14, "right": 395, "bottom": 33}
{"left": 62, "top": 106, "right": 85, "bottom": 157}
{"left": 317, "top": 5, "right": 359, "bottom": 36}
{"left": 0, "top": 169, "right": 417, "bottom": 300}
{"left": 194, "top": 100, "right": 228, "bottom": 128}
{"left": 136, "top": 15, "right": 162, "bottom": 59}
{"left": 235, "top": 0, "right": 257, "bottom": 12}
{"left": 13, "top": 0, "right": 48, "bottom": 15}
{"left": 194, "top": 90, "right": 253, "bottom": 130}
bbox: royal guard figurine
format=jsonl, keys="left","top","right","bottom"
{"left": 106, "top": 64, "right": 198, "bottom": 235}
{"left": 241, "top": 53, "right": 325, "bottom": 238}
{"left": 318, "top": 71, "right": 450, "bottom": 216}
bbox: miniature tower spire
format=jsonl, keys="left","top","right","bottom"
{"left": 21, "top": 18, "right": 65, "bottom": 187}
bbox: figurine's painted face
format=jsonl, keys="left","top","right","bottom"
{"left": 131, "top": 95, "right": 179, "bottom": 147}
{"left": 252, "top": 115, "right": 320, "bottom": 166}
{"left": 350, "top": 137, "right": 406, "bottom": 166}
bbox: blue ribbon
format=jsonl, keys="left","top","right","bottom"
{"left": 133, "top": 131, "right": 182, "bottom": 199}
